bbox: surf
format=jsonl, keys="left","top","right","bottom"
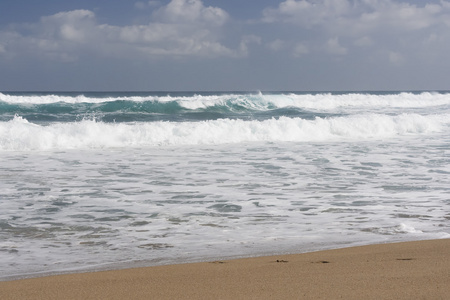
{"left": 0, "top": 113, "right": 444, "bottom": 151}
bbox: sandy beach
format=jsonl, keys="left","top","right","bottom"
{"left": 1, "top": 239, "right": 449, "bottom": 299}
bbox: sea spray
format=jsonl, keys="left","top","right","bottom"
{"left": 0, "top": 113, "right": 444, "bottom": 151}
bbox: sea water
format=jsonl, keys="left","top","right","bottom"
{"left": 0, "top": 91, "right": 449, "bottom": 280}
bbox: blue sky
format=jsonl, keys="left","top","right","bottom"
{"left": 1, "top": 0, "right": 449, "bottom": 91}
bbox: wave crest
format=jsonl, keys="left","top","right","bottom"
{"left": 2, "top": 92, "right": 450, "bottom": 112}
{"left": 0, "top": 113, "right": 444, "bottom": 151}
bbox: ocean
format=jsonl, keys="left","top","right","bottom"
{"left": 1, "top": 91, "right": 449, "bottom": 280}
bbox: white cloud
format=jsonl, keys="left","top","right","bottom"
{"left": 0, "top": 0, "right": 240, "bottom": 61}
{"left": 267, "top": 39, "right": 286, "bottom": 52}
{"left": 263, "top": 0, "right": 450, "bottom": 35}
{"left": 39, "top": 10, "right": 96, "bottom": 43}
{"left": 354, "top": 1, "right": 447, "bottom": 34}
{"left": 389, "top": 51, "right": 405, "bottom": 64}
{"left": 262, "top": 0, "right": 352, "bottom": 27}
{"left": 261, "top": 0, "right": 450, "bottom": 62}
{"left": 424, "top": 33, "right": 440, "bottom": 45}
{"left": 238, "top": 35, "right": 262, "bottom": 57}
{"left": 354, "top": 36, "right": 373, "bottom": 47}
{"left": 135, "top": 1, "right": 161, "bottom": 10}
{"left": 326, "top": 37, "right": 347, "bottom": 55}
{"left": 154, "top": 0, "right": 228, "bottom": 26}
{"left": 2, "top": 0, "right": 450, "bottom": 91}
{"left": 0, "top": 10, "right": 98, "bottom": 62}
{"left": 293, "top": 43, "right": 308, "bottom": 57}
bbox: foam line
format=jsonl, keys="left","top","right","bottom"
{"left": 0, "top": 113, "right": 444, "bottom": 151}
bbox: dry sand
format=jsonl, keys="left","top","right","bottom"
{"left": 1, "top": 239, "right": 449, "bottom": 300}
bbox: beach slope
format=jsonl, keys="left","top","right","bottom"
{"left": 1, "top": 239, "right": 449, "bottom": 300}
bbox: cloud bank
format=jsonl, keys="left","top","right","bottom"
{"left": 262, "top": 0, "right": 450, "bottom": 60}
{"left": 2, "top": 0, "right": 450, "bottom": 62}
{"left": 0, "top": 0, "right": 244, "bottom": 61}
{"left": 1, "top": 0, "right": 450, "bottom": 90}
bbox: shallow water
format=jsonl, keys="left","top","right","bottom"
{"left": 1, "top": 91, "right": 449, "bottom": 280}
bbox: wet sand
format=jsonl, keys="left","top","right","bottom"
{"left": 1, "top": 239, "right": 449, "bottom": 299}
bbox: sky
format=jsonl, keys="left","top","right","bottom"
{"left": 1, "top": 0, "right": 450, "bottom": 91}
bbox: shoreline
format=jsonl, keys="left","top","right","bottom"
{"left": 0, "top": 237, "right": 438, "bottom": 282}
{"left": 1, "top": 239, "right": 449, "bottom": 299}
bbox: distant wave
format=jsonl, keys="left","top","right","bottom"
{"left": 1, "top": 92, "right": 449, "bottom": 124}
{"left": 0, "top": 113, "right": 445, "bottom": 151}
{"left": 1, "top": 92, "right": 450, "bottom": 110}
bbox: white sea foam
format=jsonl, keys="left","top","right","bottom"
{"left": 1, "top": 91, "right": 449, "bottom": 280}
{"left": 0, "top": 113, "right": 445, "bottom": 151}
{"left": 263, "top": 92, "right": 450, "bottom": 111}
{"left": 1, "top": 133, "right": 449, "bottom": 280}
{"left": 2, "top": 92, "right": 450, "bottom": 111}
{"left": 0, "top": 93, "right": 161, "bottom": 104}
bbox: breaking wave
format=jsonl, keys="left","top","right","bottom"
{"left": 1, "top": 91, "right": 450, "bottom": 110}
{"left": 0, "top": 113, "right": 445, "bottom": 151}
